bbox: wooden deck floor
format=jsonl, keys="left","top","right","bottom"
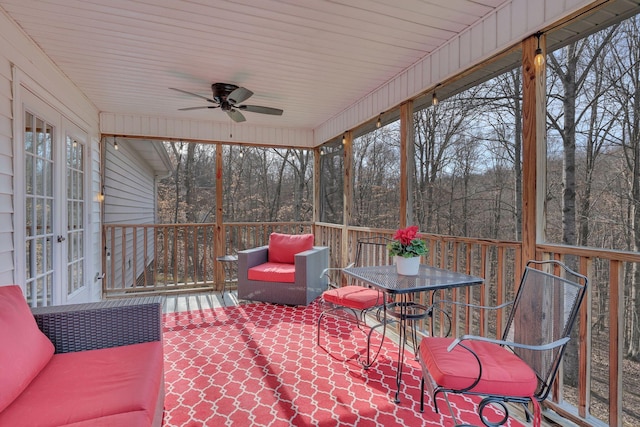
{"left": 163, "top": 289, "right": 232, "bottom": 313}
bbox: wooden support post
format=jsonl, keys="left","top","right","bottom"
{"left": 343, "top": 131, "right": 353, "bottom": 266}
{"left": 521, "top": 33, "right": 546, "bottom": 267}
{"left": 214, "top": 143, "right": 225, "bottom": 289}
{"left": 609, "top": 260, "right": 623, "bottom": 426}
{"left": 313, "top": 146, "right": 321, "bottom": 235}
{"left": 400, "top": 101, "right": 414, "bottom": 228}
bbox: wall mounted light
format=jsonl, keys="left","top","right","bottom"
{"left": 376, "top": 114, "right": 382, "bottom": 128}
{"left": 113, "top": 136, "right": 119, "bottom": 151}
{"left": 534, "top": 32, "right": 545, "bottom": 68}
{"left": 432, "top": 92, "right": 439, "bottom": 106}
{"left": 342, "top": 133, "right": 347, "bottom": 145}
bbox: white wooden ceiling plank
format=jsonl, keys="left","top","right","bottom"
{"left": 101, "top": 0, "right": 446, "bottom": 51}
{"left": 33, "top": 31, "right": 402, "bottom": 83}
{"left": 324, "top": 0, "right": 485, "bottom": 27}
{"left": 9, "top": 8, "right": 425, "bottom": 69}
{"left": 220, "top": 0, "right": 462, "bottom": 38}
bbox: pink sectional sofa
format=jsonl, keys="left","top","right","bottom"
{"left": 0, "top": 286, "right": 164, "bottom": 427}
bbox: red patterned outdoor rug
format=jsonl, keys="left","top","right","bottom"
{"left": 162, "top": 301, "right": 524, "bottom": 426}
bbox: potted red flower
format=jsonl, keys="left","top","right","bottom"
{"left": 387, "top": 225, "right": 428, "bottom": 275}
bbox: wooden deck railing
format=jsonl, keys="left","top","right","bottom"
{"left": 102, "top": 222, "right": 312, "bottom": 296}
{"left": 103, "top": 221, "right": 636, "bottom": 426}
{"left": 103, "top": 223, "right": 218, "bottom": 296}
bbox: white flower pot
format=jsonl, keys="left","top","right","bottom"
{"left": 395, "top": 256, "right": 420, "bottom": 276}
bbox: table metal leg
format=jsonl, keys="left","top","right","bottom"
{"left": 388, "top": 293, "right": 429, "bottom": 404}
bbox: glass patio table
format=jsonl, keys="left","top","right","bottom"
{"left": 342, "top": 264, "right": 483, "bottom": 403}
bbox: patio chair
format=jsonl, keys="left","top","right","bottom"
{"left": 317, "top": 236, "right": 393, "bottom": 368}
{"left": 237, "top": 232, "right": 329, "bottom": 306}
{"left": 418, "top": 260, "right": 588, "bottom": 427}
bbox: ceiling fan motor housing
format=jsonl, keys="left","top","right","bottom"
{"left": 211, "top": 82, "right": 239, "bottom": 104}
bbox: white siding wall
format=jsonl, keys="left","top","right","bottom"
{"left": 0, "top": 55, "right": 13, "bottom": 285}
{"left": 0, "top": 9, "right": 101, "bottom": 301}
{"left": 103, "top": 139, "right": 156, "bottom": 289}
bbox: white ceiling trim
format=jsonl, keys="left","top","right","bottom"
{"left": 100, "top": 112, "right": 316, "bottom": 148}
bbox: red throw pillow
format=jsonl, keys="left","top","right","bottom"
{"left": 268, "top": 233, "right": 314, "bottom": 264}
{"left": 0, "top": 286, "right": 55, "bottom": 412}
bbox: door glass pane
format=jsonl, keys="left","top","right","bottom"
{"left": 25, "top": 111, "right": 55, "bottom": 307}
{"left": 25, "top": 112, "right": 33, "bottom": 153}
{"left": 66, "top": 135, "right": 85, "bottom": 296}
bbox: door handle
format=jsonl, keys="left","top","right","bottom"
{"left": 57, "top": 235, "right": 66, "bottom": 243}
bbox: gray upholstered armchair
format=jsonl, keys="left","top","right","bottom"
{"left": 237, "top": 233, "right": 328, "bottom": 306}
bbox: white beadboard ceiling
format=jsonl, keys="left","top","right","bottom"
{"left": 0, "top": 0, "right": 508, "bottom": 133}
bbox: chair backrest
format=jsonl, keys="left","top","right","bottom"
{"left": 502, "top": 260, "right": 588, "bottom": 400}
{"left": 353, "top": 236, "right": 393, "bottom": 267}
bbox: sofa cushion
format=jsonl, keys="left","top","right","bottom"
{"left": 248, "top": 262, "right": 296, "bottom": 283}
{"left": 0, "top": 341, "right": 163, "bottom": 427}
{"left": 0, "top": 285, "right": 55, "bottom": 413}
{"left": 268, "top": 233, "right": 314, "bottom": 264}
{"left": 58, "top": 411, "right": 152, "bottom": 426}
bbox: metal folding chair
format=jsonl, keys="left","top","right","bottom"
{"left": 418, "top": 260, "right": 588, "bottom": 427}
{"left": 316, "top": 236, "right": 392, "bottom": 368}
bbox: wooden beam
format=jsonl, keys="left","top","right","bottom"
{"left": 521, "top": 33, "right": 546, "bottom": 266}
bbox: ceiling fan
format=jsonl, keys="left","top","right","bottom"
{"left": 170, "top": 83, "right": 283, "bottom": 123}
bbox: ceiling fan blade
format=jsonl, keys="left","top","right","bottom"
{"left": 178, "top": 106, "right": 220, "bottom": 111}
{"left": 227, "top": 109, "right": 246, "bottom": 123}
{"left": 170, "top": 87, "right": 217, "bottom": 104}
{"left": 239, "top": 105, "right": 284, "bottom": 116}
{"left": 227, "top": 87, "right": 253, "bottom": 104}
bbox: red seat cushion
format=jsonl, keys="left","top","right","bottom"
{"left": 268, "top": 233, "right": 314, "bottom": 264}
{"left": 419, "top": 337, "right": 538, "bottom": 396}
{"left": 0, "top": 285, "right": 55, "bottom": 412}
{"left": 0, "top": 341, "right": 163, "bottom": 427}
{"left": 322, "top": 286, "right": 385, "bottom": 310}
{"left": 248, "top": 262, "right": 296, "bottom": 283}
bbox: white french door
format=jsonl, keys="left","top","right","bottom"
{"left": 19, "top": 90, "right": 88, "bottom": 307}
